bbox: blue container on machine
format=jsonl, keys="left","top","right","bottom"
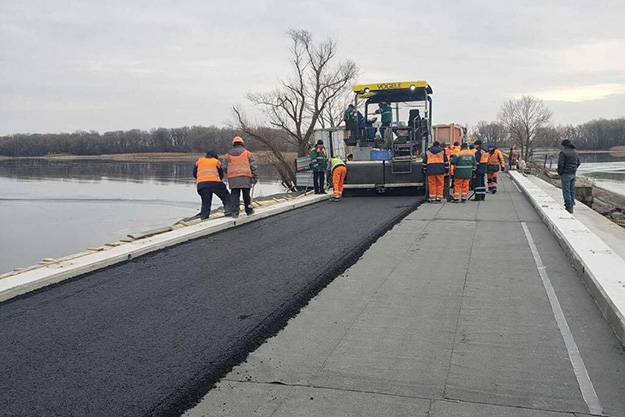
{"left": 371, "top": 150, "right": 391, "bottom": 161}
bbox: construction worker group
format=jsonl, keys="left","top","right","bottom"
{"left": 422, "top": 140, "right": 505, "bottom": 203}
{"left": 193, "top": 136, "right": 259, "bottom": 220}
{"left": 310, "top": 139, "right": 347, "bottom": 201}
{"left": 193, "top": 137, "right": 348, "bottom": 220}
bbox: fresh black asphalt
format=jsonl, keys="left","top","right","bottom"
{"left": 0, "top": 195, "right": 420, "bottom": 417}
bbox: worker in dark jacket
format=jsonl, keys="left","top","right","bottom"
{"left": 224, "top": 136, "right": 258, "bottom": 218}
{"left": 422, "top": 141, "right": 449, "bottom": 203}
{"left": 557, "top": 139, "right": 581, "bottom": 213}
{"left": 193, "top": 150, "right": 231, "bottom": 220}
{"left": 310, "top": 140, "right": 328, "bottom": 194}
{"left": 473, "top": 140, "right": 489, "bottom": 201}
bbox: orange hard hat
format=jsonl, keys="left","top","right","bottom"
{"left": 232, "top": 136, "right": 245, "bottom": 145}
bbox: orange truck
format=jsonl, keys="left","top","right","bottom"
{"left": 433, "top": 123, "right": 463, "bottom": 145}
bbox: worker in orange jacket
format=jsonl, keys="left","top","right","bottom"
{"left": 473, "top": 140, "right": 490, "bottom": 201}
{"left": 224, "top": 136, "right": 259, "bottom": 217}
{"left": 422, "top": 141, "right": 449, "bottom": 203}
{"left": 486, "top": 143, "right": 505, "bottom": 194}
{"left": 193, "top": 150, "right": 231, "bottom": 220}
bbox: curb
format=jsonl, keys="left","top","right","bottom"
{"left": 0, "top": 194, "right": 330, "bottom": 303}
{"left": 510, "top": 171, "right": 625, "bottom": 344}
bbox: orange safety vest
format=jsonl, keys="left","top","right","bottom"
{"left": 427, "top": 150, "right": 445, "bottom": 164}
{"left": 448, "top": 147, "right": 459, "bottom": 175}
{"left": 225, "top": 150, "right": 253, "bottom": 178}
{"left": 488, "top": 149, "right": 505, "bottom": 167}
{"left": 195, "top": 157, "right": 222, "bottom": 184}
{"left": 469, "top": 148, "right": 477, "bottom": 155}
{"left": 479, "top": 150, "right": 489, "bottom": 164}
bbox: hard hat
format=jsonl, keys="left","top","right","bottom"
{"left": 232, "top": 136, "right": 245, "bottom": 145}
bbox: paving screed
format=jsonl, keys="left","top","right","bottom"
{"left": 0, "top": 195, "right": 420, "bottom": 417}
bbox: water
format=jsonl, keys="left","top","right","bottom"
{"left": 0, "top": 159, "right": 285, "bottom": 273}
{"left": 538, "top": 151, "right": 625, "bottom": 198}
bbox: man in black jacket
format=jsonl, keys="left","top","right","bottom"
{"left": 557, "top": 139, "right": 581, "bottom": 214}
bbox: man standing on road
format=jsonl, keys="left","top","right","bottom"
{"left": 422, "top": 141, "right": 449, "bottom": 203}
{"left": 193, "top": 150, "right": 231, "bottom": 220}
{"left": 310, "top": 139, "right": 328, "bottom": 194}
{"left": 224, "top": 136, "right": 258, "bottom": 218}
{"left": 473, "top": 140, "right": 489, "bottom": 201}
{"left": 486, "top": 143, "right": 505, "bottom": 194}
{"left": 330, "top": 156, "right": 347, "bottom": 201}
{"left": 451, "top": 143, "right": 476, "bottom": 203}
{"left": 557, "top": 139, "right": 581, "bottom": 214}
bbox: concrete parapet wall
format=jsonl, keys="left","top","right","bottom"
{"left": 510, "top": 171, "right": 625, "bottom": 344}
{"left": 0, "top": 193, "right": 330, "bottom": 303}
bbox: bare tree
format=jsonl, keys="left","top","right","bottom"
{"left": 499, "top": 95, "right": 553, "bottom": 161}
{"left": 245, "top": 29, "right": 358, "bottom": 157}
{"left": 472, "top": 121, "right": 507, "bottom": 146}
{"left": 231, "top": 106, "right": 298, "bottom": 191}
{"left": 318, "top": 88, "right": 353, "bottom": 129}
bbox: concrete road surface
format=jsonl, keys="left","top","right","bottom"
{"left": 185, "top": 176, "right": 625, "bottom": 417}
{"left": 0, "top": 195, "right": 419, "bottom": 417}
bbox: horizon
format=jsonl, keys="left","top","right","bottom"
{"left": 1, "top": 1, "right": 624, "bottom": 136}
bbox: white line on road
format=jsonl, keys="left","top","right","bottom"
{"left": 521, "top": 222, "right": 602, "bottom": 416}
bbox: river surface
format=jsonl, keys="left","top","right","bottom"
{"left": 538, "top": 151, "right": 625, "bottom": 197}
{"left": 0, "top": 159, "right": 285, "bottom": 274}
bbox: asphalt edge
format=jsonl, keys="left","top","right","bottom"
{"left": 0, "top": 193, "right": 330, "bottom": 303}
{"left": 510, "top": 170, "right": 625, "bottom": 345}
{"left": 158, "top": 197, "right": 425, "bottom": 417}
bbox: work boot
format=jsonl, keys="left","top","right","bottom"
{"left": 492, "top": 189, "right": 497, "bottom": 194}
{"left": 230, "top": 212, "right": 239, "bottom": 219}
{"left": 245, "top": 207, "right": 255, "bottom": 216}
{"left": 461, "top": 199, "right": 467, "bottom": 203}
{"left": 565, "top": 206, "right": 574, "bottom": 214}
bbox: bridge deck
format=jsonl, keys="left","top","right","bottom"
{"left": 186, "top": 176, "right": 625, "bottom": 417}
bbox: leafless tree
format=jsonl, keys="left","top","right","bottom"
{"left": 245, "top": 29, "right": 358, "bottom": 157}
{"left": 318, "top": 88, "right": 353, "bottom": 129}
{"left": 499, "top": 95, "right": 553, "bottom": 161}
{"left": 231, "top": 106, "right": 298, "bottom": 191}
{"left": 472, "top": 121, "right": 507, "bottom": 147}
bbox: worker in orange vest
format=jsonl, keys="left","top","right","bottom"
{"left": 450, "top": 141, "right": 461, "bottom": 154}
{"left": 422, "top": 141, "right": 449, "bottom": 203}
{"left": 486, "top": 143, "right": 505, "bottom": 194}
{"left": 330, "top": 156, "right": 347, "bottom": 201}
{"left": 224, "top": 136, "right": 258, "bottom": 218}
{"left": 473, "top": 140, "right": 490, "bottom": 201}
{"left": 193, "top": 150, "right": 231, "bottom": 220}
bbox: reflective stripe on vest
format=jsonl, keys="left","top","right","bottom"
{"left": 226, "top": 150, "right": 253, "bottom": 178}
{"left": 196, "top": 157, "right": 221, "bottom": 183}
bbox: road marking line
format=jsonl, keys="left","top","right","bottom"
{"left": 521, "top": 222, "right": 602, "bottom": 416}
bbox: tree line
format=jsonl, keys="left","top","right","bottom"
{"left": 473, "top": 103, "right": 624, "bottom": 161}
{"left": 0, "top": 125, "right": 296, "bottom": 157}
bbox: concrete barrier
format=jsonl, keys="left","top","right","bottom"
{"left": 0, "top": 193, "right": 330, "bottom": 303}
{"left": 510, "top": 171, "right": 625, "bottom": 344}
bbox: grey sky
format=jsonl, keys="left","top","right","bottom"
{"left": 1, "top": 0, "right": 624, "bottom": 135}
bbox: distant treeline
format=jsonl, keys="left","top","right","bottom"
{"left": 474, "top": 117, "right": 625, "bottom": 151}
{"left": 555, "top": 118, "right": 625, "bottom": 150}
{"left": 0, "top": 126, "right": 296, "bottom": 157}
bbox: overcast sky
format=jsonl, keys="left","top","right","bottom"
{"left": 1, "top": 0, "right": 624, "bottom": 135}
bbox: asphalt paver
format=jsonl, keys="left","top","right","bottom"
{"left": 0, "top": 195, "right": 420, "bottom": 417}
